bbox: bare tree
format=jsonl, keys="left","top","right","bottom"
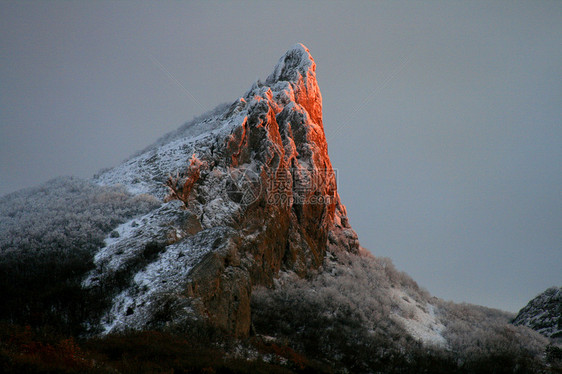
{"left": 165, "top": 154, "right": 204, "bottom": 207}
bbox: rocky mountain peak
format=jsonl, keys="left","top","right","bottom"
{"left": 266, "top": 43, "right": 316, "bottom": 84}
{"left": 263, "top": 43, "right": 322, "bottom": 127}
{"left": 86, "top": 44, "right": 359, "bottom": 336}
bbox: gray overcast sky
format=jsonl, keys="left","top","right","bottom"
{"left": 1, "top": 1, "right": 560, "bottom": 313}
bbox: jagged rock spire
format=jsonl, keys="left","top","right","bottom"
{"left": 89, "top": 44, "right": 359, "bottom": 337}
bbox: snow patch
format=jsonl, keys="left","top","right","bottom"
{"left": 390, "top": 289, "right": 447, "bottom": 347}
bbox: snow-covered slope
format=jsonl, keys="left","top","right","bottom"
{"left": 513, "top": 286, "right": 562, "bottom": 339}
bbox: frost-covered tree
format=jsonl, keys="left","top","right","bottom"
{"left": 165, "top": 154, "right": 205, "bottom": 207}
{"left": 251, "top": 249, "right": 549, "bottom": 373}
{"left": 0, "top": 176, "right": 159, "bottom": 334}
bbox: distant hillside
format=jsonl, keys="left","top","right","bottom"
{"left": 513, "top": 286, "right": 562, "bottom": 339}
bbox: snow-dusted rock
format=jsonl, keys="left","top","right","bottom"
{"left": 513, "top": 286, "right": 562, "bottom": 339}
{"left": 85, "top": 43, "right": 359, "bottom": 336}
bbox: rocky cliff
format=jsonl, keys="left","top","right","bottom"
{"left": 84, "top": 44, "right": 359, "bottom": 336}
{"left": 513, "top": 286, "right": 562, "bottom": 339}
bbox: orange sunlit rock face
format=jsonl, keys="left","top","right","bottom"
{"left": 89, "top": 44, "right": 359, "bottom": 337}
{"left": 191, "top": 45, "right": 357, "bottom": 336}
{"left": 185, "top": 44, "right": 359, "bottom": 336}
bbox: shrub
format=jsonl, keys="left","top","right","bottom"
{"left": 0, "top": 323, "right": 95, "bottom": 373}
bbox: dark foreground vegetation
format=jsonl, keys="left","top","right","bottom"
{"left": 0, "top": 322, "right": 317, "bottom": 374}
{"left": 1, "top": 321, "right": 561, "bottom": 374}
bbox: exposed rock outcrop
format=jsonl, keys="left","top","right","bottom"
{"left": 86, "top": 44, "right": 358, "bottom": 337}
{"left": 513, "top": 286, "right": 562, "bottom": 339}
